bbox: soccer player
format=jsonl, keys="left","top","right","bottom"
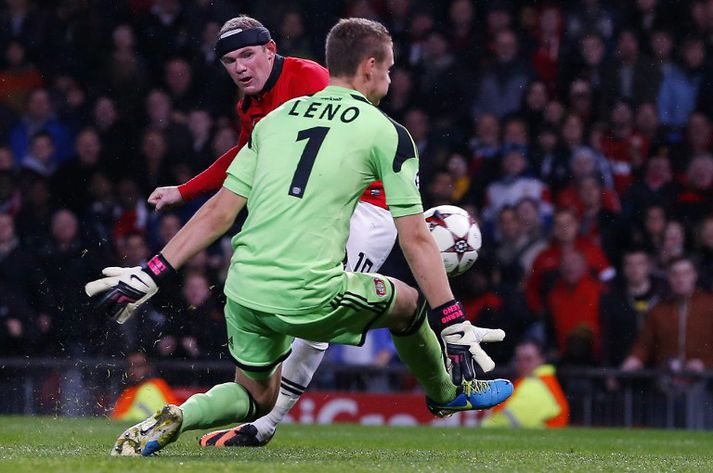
{"left": 148, "top": 15, "right": 397, "bottom": 447}
{"left": 86, "top": 18, "right": 512, "bottom": 457}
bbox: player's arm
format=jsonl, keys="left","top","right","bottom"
{"left": 87, "top": 136, "right": 258, "bottom": 324}
{"left": 394, "top": 213, "right": 453, "bottom": 307}
{"left": 161, "top": 187, "right": 245, "bottom": 267}
{"left": 373, "top": 118, "right": 504, "bottom": 379}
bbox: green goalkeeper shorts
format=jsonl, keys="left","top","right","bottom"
{"left": 224, "top": 272, "right": 396, "bottom": 379}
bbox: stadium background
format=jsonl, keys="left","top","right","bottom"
{"left": 0, "top": 0, "right": 712, "bottom": 428}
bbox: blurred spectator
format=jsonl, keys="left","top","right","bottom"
{"left": 163, "top": 57, "right": 197, "bottom": 116}
{"left": 565, "top": 0, "right": 615, "bottom": 47}
{"left": 137, "top": 128, "right": 171, "bottom": 196}
{"left": 139, "top": 0, "right": 193, "bottom": 75}
{"left": 37, "top": 208, "right": 102, "bottom": 356}
{"left": 0, "top": 0, "right": 48, "bottom": 59}
{"left": 521, "top": 81, "right": 548, "bottom": 138}
{"left": 460, "top": 260, "right": 533, "bottom": 364}
{"left": 669, "top": 112, "right": 712, "bottom": 174}
{"left": 481, "top": 340, "right": 569, "bottom": 428}
{"left": 622, "top": 154, "right": 679, "bottom": 226}
{"left": 276, "top": 11, "right": 314, "bottom": 59}
{"left": 556, "top": 146, "right": 618, "bottom": 214}
{"left": 514, "top": 198, "right": 549, "bottom": 273}
{"left": 0, "top": 167, "right": 21, "bottom": 217}
{"left": 473, "top": 29, "right": 532, "bottom": 119}
{"left": 599, "top": 100, "right": 650, "bottom": 194}
{"left": 546, "top": 249, "right": 604, "bottom": 364}
{"left": 526, "top": 208, "right": 614, "bottom": 315}
{"left": 0, "top": 39, "right": 43, "bottom": 114}
{"left": 187, "top": 109, "right": 214, "bottom": 171}
{"left": 329, "top": 328, "right": 396, "bottom": 367}
{"left": 0, "top": 212, "right": 50, "bottom": 315}
{"left": 111, "top": 351, "right": 176, "bottom": 421}
{"left": 144, "top": 89, "right": 192, "bottom": 158}
{"left": 575, "top": 175, "right": 627, "bottom": 264}
{"left": 483, "top": 147, "right": 552, "bottom": 227}
{"left": 694, "top": 215, "right": 713, "bottom": 292}
{"left": 51, "top": 128, "right": 103, "bottom": 214}
{"left": 447, "top": 0, "right": 479, "bottom": 64}
{"left": 20, "top": 130, "right": 56, "bottom": 179}
{"left": 600, "top": 248, "right": 667, "bottom": 367}
{"left": 600, "top": 30, "right": 661, "bottom": 115}
{"left": 9, "top": 88, "right": 73, "bottom": 164}
{"left": 112, "top": 178, "right": 148, "bottom": 246}
{"left": 15, "top": 178, "right": 52, "bottom": 249}
{"left": 415, "top": 29, "right": 471, "bottom": 120}
{"left": 562, "top": 32, "right": 606, "bottom": 102}
{"left": 622, "top": 256, "right": 713, "bottom": 370}
{"left": 674, "top": 154, "right": 713, "bottom": 225}
{"left": 530, "top": 5, "right": 563, "bottom": 94}
{"left": 657, "top": 36, "right": 706, "bottom": 129}
{"left": 656, "top": 220, "right": 688, "bottom": 272}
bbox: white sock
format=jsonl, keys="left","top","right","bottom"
{"left": 251, "top": 338, "right": 328, "bottom": 440}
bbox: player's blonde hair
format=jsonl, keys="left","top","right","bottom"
{"left": 219, "top": 15, "right": 264, "bottom": 37}
{"left": 326, "top": 18, "right": 392, "bottom": 77}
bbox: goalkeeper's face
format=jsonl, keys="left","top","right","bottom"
{"left": 221, "top": 41, "right": 277, "bottom": 95}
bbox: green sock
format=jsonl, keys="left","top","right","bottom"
{"left": 179, "top": 382, "right": 257, "bottom": 433}
{"left": 391, "top": 315, "right": 456, "bottom": 404}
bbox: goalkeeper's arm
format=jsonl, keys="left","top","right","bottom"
{"left": 161, "top": 187, "right": 245, "bottom": 268}
{"left": 86, "top": 188, "right": 246, "bottom": 323}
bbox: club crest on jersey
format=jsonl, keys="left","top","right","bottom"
{"left": 374, "top": 278, "right": 387, "bottom": 297}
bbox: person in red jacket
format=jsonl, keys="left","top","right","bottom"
{"left": 146, "top": 16, "right": 397, "bottom": 448}
{"left": 525, "top": 207, "right": 614, "bottom": 315}
{"left": 546, "top": 249, "right": 604, "bottom": 363}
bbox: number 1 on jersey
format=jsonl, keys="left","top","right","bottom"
{"left": 289, "top": 126, "right": 329, "bottom": 198}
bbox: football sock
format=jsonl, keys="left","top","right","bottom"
{"left": 391, "top": 308, "right": 456, "bottom": 404}
{"left": 179, "top": 382, "right": 257, "bottom": 432}
{"left": 252, "top": 339, "right": 327, "bottom": 439}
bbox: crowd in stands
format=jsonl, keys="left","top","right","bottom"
{"left": 1, "top": 0, "right": 712, "bottom": 380}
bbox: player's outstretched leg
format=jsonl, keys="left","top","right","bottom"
{"left": 111, "top": 404, "right": 183, "bottom": 456}
{"left": 386, "top": 279, "right": 513, "bottom": 416}
{"left": 199, "top": 338, "right": 328, "bottom": 447}
{"left": 112, "top": 380, "right": 264, "bottom": 456}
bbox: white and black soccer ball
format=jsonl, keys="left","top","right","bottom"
{"left": 424, "top": 205, "right": 482, "bottom": 277}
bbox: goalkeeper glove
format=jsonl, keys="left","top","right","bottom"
{"left": 85, "top": 254, "right": 176, "bottom": 324}
{"left": 429, "top": 300, "right": 505, "bottom": 384}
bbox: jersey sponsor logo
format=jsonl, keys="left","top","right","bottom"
{"left": 288, "top": 99, "right": 360, "bottom": 123}
{"left": 374, "top": 278, "right": 386, "bottom": 297}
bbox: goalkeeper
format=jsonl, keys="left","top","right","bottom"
{"left": 87, "top": 18, "right": 512, "bottom": 457}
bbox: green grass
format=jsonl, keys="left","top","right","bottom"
{"left": 1, "top": 417, "right": 712, "bottom": 472}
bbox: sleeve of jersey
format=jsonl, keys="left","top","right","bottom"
{"left": 373, "top": 119, "right": 423, "bottom": 218}
{"left": 223, "top": 134, "right": 257, "bottom": 199}
{"left": 178, "top": 144, "right": 241, "bottom": 201}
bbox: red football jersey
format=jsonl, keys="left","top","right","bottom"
{"left": 178, "top": 55, "right": 387, "bottom": 209}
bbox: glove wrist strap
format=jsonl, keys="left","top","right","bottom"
{"left": 142, "top": 253, "right": 177, "bottom": 286}
{"left": 428, "top": 299, "right": 466, "bottom": 332}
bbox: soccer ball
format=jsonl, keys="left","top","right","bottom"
{"left": 424, "top": 205, "right": 482, "bottom": 277}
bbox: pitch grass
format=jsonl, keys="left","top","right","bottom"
{"left": 1, "top": 417, "right": 712, "bottom": 473}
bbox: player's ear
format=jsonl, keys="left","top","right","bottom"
{"left": 265, "top": 40, "right": 277, "bottom": 57}
{"left": 362, "top": 57, "right": 376, "bottom": 79}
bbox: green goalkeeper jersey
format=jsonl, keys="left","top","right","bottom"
{"left": 222, "top": 85, "right": 422, "bottom": 315}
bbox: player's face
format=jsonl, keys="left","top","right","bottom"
{"left": 366, "top": 46, "right": 394, "bottom": 105}
{"left": 220, "top": 41, "right": 276, "bottom": 95}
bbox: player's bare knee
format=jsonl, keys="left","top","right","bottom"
{"left": 234, "top": 369, "right": 280, "bottom": 419}
{"left": 386, "top": 278, "right": 418, "bottom": 332}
